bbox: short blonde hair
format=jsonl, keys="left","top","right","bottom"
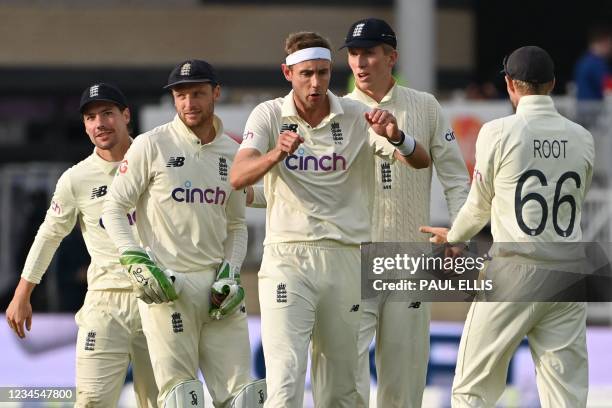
{"left": 381, "top": 43, "right": 395, "bottom": 55}
{"left": 512, "top": 79, "right": 554, "bottom": 95}
{"left": 285, "top": 32, "right": 331, "bottom": 55}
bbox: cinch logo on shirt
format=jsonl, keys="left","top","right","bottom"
{"left": 284, "top": 148, "right": 347, "bottom": 172}
{"left": 171, "top": 181, "right": 227, "bottom": 205}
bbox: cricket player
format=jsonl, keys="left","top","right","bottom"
{"left": 230, "top": 32, "right": 430, "bottom": 408}
{"left": 421, "top": 46, "right": 594, "bottom": 407}
{"left": 5, "top": 83, "right": 158, "bottom": 407}
{"left": 341, "top": 18, "right": 470, "bottom": 408}
{"left": 102, "top": 60, "right": 251, "bottom": 408}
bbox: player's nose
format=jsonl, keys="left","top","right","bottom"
{"left": 311, "top": 74, "right": 323, "bottom": 89}
{"left": 358, "top": 54, "right": 368, "bottom": 67}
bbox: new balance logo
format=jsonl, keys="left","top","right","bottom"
{"left": 89, "top": 85, "right": 99, "bottom": 97}
{"left": 240, "top": 305, "right": 246, "bottom": 314}
{"left": 408, "top": 302, "right": 421, "bottom": 309}
{"left": 331, "top": 122, "right": 343, "bottom": 144}
{"left": 276, "top": 283, "right": 287, "bottom": 303}
{"left": 352, "top": 23, "right": 365, "bottom": 37}
{"left": 84, "top": 330, "right": 96, "bottom": 351}
{"left": 350, "top": 304, "right": 360, "bottom": 312}
{"left": 180, "top": 63, "right": 191, "bottom": 76}
{"left": 166, "top": 156, "right": 185, "bottom": 167}
{"left": 281, "top": 123, "right": 298, "bottom": 133}
{"left": 90, "top": 185, "right": 108, "bottom": 199}
{"left": 219, "top": 157, "right": 228, "bottom": 181}
{"left": 171, "top": 312, "right": 183, "bottom": 333}
{"left": 381, "top": 163, "right": 392, "bottom": 189}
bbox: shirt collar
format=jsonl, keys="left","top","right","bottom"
{"left": 515, "top": 95, "right": 557, "bottom": 115}
{"left": 281, "top": 90, "right": 344, "bottom": 128}
{"left": 91, "top": 147, "right": 122, "bottom": 175}
{"left": 172, "top": 114, "right": 224, "bottom": 146}
{"left": 350, "top": 81, "right": 397, "bottom": 107}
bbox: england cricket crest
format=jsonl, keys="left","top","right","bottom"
{"left": 331, "top": 122, "right": 343, "bottom": 145}
{"left": 171, "top": 312, "right": 184, "bottom": 333}
{"left": 218, "top": 157, "right": 228, "bottom": 181}
{"left": 84, "top": 330, "right": 96, "bottom": 351}
{"left": 381, "top": 162, "right": 392, "bottom": 189}
{"left": 276, "top": 283, "right": 287, "bottom": 303}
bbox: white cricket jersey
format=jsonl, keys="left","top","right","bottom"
{"left": 103, "top": 115, "right": 247, "bottom": 273}
{"left": 239, "top": 90, "right": 395, "bottom": 245}
{"left": 448, "top": 96, "right": 594, "bottom": 260}
{"left": 21, "top": 149, "right": 137, "bottom": 290}
{"left": 346, "top": 84, "right": 469, "bottom": 242}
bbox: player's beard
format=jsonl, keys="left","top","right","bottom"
{"left": 180, "top": 103, "right": 214, "bottom": 131}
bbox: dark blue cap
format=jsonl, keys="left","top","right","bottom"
{"left": 164, "top": 59, "right": 218, "bottom": 89}
{"left": 502, "top": 46, "right": 555, "bottom": 84}
{"left": 79, "top": 83, "right": 128, "bottom": 113}
{"left": 341, "top": 18, "right": 397, "bottom": 49}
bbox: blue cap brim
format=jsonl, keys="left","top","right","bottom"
{"left": 339, "top": 39, "right": 386, "bottom": 50}
{"left": 79, "top": 98, "right": 127, "bottom": 113}
{"left": 163, "top": 78, "right": 216, "bottom": 90}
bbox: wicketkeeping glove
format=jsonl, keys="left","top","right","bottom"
{"left": 209, "top": 260, "right": 245, "bottom": 320}
{"left": 120, "top": 249, "right": 179, "bottom": 304}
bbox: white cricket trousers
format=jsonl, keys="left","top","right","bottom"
{"left": 138, "top": 270, "right": 251, "bottom": 408}
{"left": 258, "top": 241, "right": 362, "bottom": 408}
{"left": 452, "top": 301, "right": 588, "bottom": 407}
{"left": 75, "top": 289, "right": 158, "bottom": 407}
{"left": 356, "top": 297, "right": 431, "bottom": 408}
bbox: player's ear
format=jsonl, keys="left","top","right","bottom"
{"left": 122, "top": 107, "right": 131, "bottom": 125}
{"left": 213, "top": 84, "right": 221, "bottom": 101}
{"left": 281, "top": 64, "right": 292, "bottom": 82}
{"left": 388, "top": 49, "right": 398, "bottom": 68}
{"left": 505, "top": 75, "right": 514, "bottom": 94}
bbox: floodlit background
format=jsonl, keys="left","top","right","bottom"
{"left": 1, "top": 1, "right": 611, "bottom": 406}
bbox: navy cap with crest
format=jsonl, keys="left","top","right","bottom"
{"left": 79, "top": 83, "right": 128, "bottom": 113}
{"left": 164, "top": 59, "right": 218, "bottom": 89}
{"left": 341, "top": 18, "right": 397, "bottom": 49}
{"left": 502, "top": 46, "right": 555, "bottom": 84}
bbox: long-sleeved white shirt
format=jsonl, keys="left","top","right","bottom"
{"left": 346, "top": 84, "right": 470, "bottom": 242}
{"left": 448, "top": 95, "right": 594, "bottom": 261}
{"left": 103, "top": 115, "right": 247, "bottom": 273}
{"left": 22, "top": 149, "right": 137, "bottom": 290}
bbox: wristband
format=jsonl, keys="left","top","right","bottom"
{"left": 390, "top": 131, "right": 416, "bottom": 156}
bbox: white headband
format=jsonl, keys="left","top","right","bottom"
{"left": 285, "top": 47, "right": 332, "bottom": 66}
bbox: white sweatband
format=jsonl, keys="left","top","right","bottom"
{"left": 285, "top": 47, "right": 331, "bottom": 66}
{"left": 390, "top": 131, "right": 417, "bottom": 156}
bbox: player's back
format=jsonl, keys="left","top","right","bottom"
{"left": 486, "top": 95, "right": 594, "bottom": 260}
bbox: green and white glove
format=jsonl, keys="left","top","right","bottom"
{"left": 120, "top": 249, "right": 178, "bottom": 304}
{"left": 209, "top": 260, "right": 245, "bottom": 320}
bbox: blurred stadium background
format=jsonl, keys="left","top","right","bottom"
{"left": 0, "top": 0, "right": 611, "bottom": 406}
